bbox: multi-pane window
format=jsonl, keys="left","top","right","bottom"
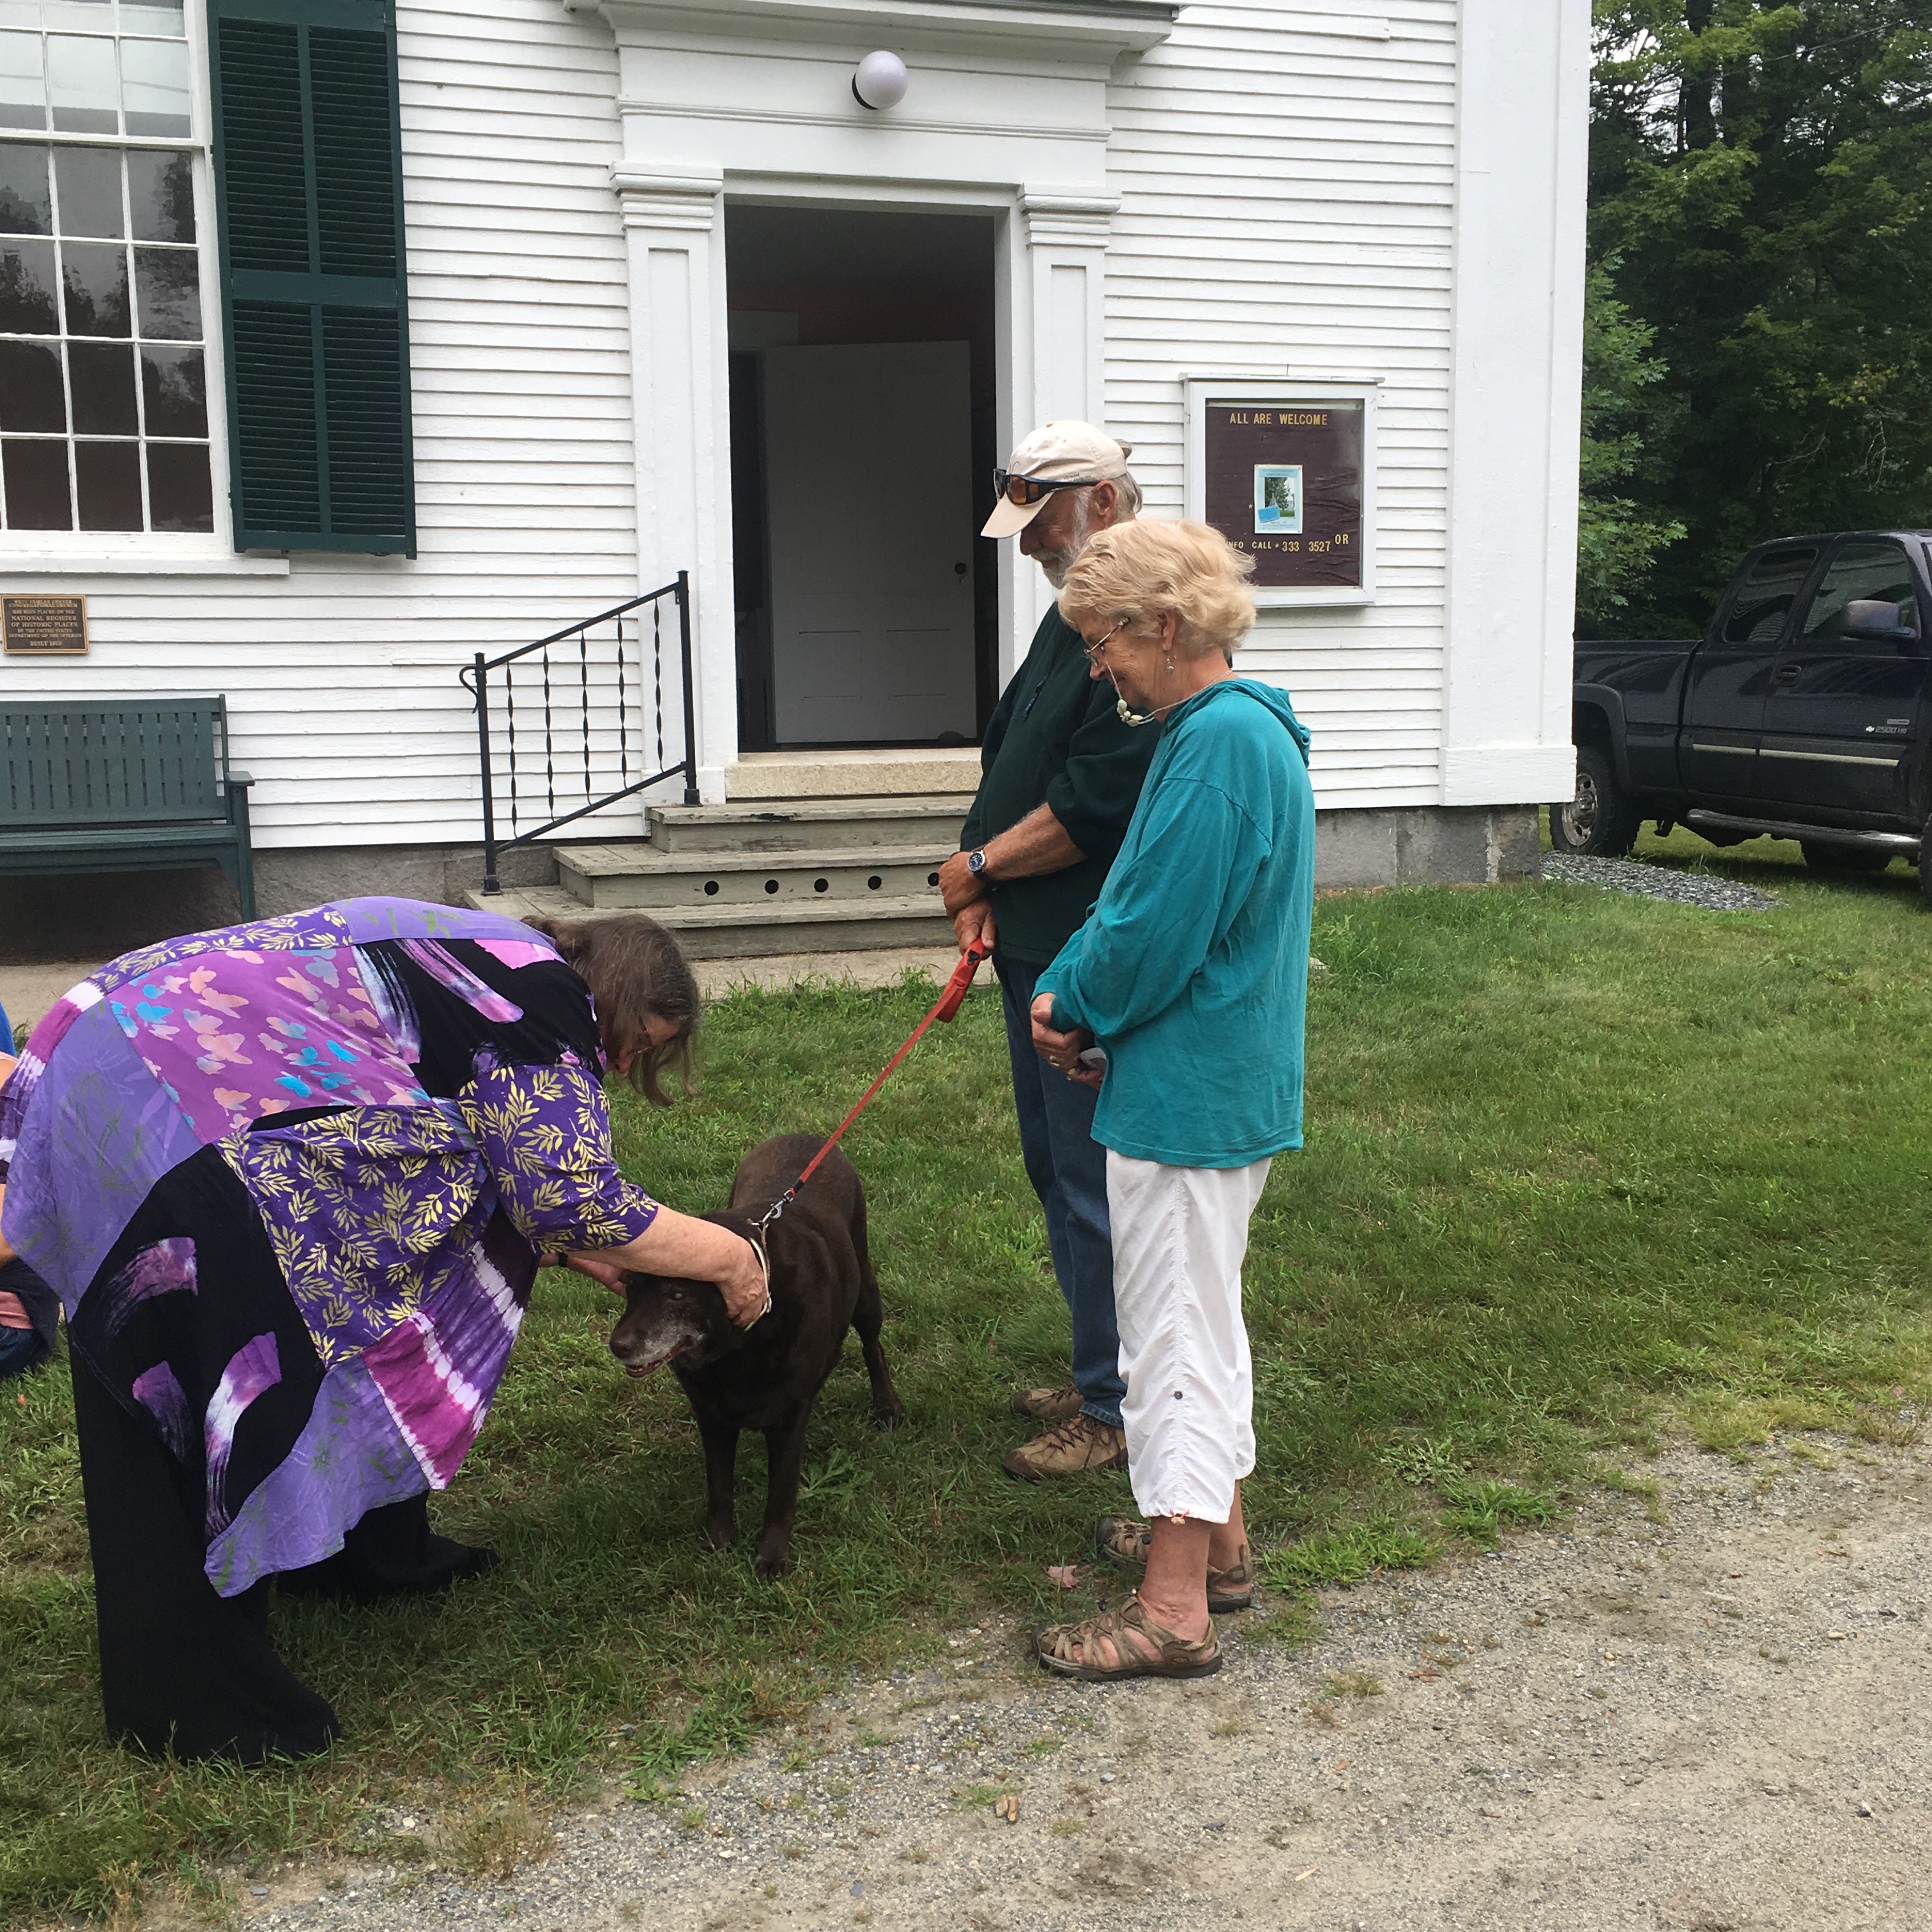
{"left": 0, "top": 0, "right": 209, "bottom": 534}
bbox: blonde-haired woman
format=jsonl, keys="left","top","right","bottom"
{"left": 1028, "top": 519, "right": 1315, "bottom": 1678}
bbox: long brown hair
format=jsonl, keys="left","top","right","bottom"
{"left": 521, "top": 913, "right": 700, "bottom": 1105}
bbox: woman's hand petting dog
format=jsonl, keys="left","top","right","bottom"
{"left": 1031, "top": 993, "right": 1103, "bottom": 1089}
{"left": 548, "top": 1218, "right": 770, "bottom": 1328}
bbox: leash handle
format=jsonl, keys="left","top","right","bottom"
{"left": 933, "top": 942, "right": 986, "bottom": 1022}
{"left": 783, "top": 946, "right": 986, "bottom": 1202}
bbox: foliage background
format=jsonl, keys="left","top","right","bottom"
{"left": 1582, "top": 1, "right": 1932, "bottom": 636}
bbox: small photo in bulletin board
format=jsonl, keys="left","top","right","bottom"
{"left": 1186, "top": 382, "right": 1377, "bottom": 606}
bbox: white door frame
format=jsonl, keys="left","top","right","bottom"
{"left": 586, "top": 0, "right": 1165, "bottom": 800}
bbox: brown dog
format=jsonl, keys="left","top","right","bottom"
{"left": 610, "top": 1134, "right": 903, "bottom": 1579}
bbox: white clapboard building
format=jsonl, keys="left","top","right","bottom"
{"left": 0, "top": 0, "right": 1586, "bottom": 956}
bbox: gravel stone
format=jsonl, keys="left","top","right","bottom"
{"left": 1542, "top": 852, "right": 1783, "bottom": 910}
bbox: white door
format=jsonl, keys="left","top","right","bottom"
{"left": 763, "top": 341, "right": 977, "bottom": 744}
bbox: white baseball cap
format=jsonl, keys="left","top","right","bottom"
{"left": 981, "top": 420, "right": 1133, "bottom": 538}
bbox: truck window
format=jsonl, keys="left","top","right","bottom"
{"left": 1722, "top": 545, "right": 1819, "bottom": 645}
{"left": 1799, "top": 539, "right": 1922, "bottom": 645}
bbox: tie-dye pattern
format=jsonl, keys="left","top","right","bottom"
{"left": 131, "top": 1360, "right": 192, "bottom": 1460}
{"left": 396, "top": 940, "right": 525, "bottom": 1025}
{"left": 90, "top": 1236, "right": 198, "bottom": 1345}
{"left": 3, "top": 897, "right": 659, "bottom": 1597}
{"left": 204, "top": 1333, "right": 283, "bottom": 1537}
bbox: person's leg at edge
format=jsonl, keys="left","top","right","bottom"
{"left": 1101, "top": 1154, "right": 1268, "bottom": 1661}
{"left": 70, "top": 1349, "right": 339, "bottom": 1763}
{"left": 1138, "top": 1489, "right": 1247, "bottom": 1644}
{"left": 994, "top": 949, "right": 1125, "bottom": 1429}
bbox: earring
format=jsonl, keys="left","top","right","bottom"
{"left": 1163, "top": 658, "right": 1174, "bottom": 675}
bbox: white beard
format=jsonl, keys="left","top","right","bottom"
{"left": 1034, "top": 493, "right": 1096, "bottom": 590}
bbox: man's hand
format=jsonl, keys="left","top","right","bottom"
{"left": 954, "top": 899, "right": 997, "bottom": 954}
{"left": 1031, "top": 993, "right": 1102, "bottom": 1089}
{"left": 937, "top": 848, "right": 986, "bottom": 916}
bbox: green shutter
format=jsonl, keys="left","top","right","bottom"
{"left": 209, "top": 0, "right": 415, "bottom": 555}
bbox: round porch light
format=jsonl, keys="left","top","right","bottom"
{"left": 852, "top": 50, "right": 908, "bottom": 111}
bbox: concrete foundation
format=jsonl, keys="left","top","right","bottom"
{"left": 0, "top": 805, "right": 1541, "bottom": 963}
{"left": 1314, "top": 804, "right": 1542, "bottom": 890}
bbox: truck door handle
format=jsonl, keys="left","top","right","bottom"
{"left": 1772, "top": 663, "right": 1801, "bottom": 687}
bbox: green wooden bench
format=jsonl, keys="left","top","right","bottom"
{"left": 0, "top": 698, "right": 256, "bottom": 918}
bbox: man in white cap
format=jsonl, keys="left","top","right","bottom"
{"left": 937, "top": 421, "right": 1155, "bottom": 1481}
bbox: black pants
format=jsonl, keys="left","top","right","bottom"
{"left": 72, "top": 1353, "right": 494, "bottom": 1763}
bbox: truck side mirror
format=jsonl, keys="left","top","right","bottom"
{"left": 1837, "top": 599, "right": 1918, "bottom": 644}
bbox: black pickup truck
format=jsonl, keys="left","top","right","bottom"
{"left": 1561, "top": 530, "right": 1932, "bottom": 899}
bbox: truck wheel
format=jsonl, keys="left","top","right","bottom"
{"left": 1800, "top": 841, "right": 1891, "bottom": 875}
{"left": 1551, "top": 741, "right": 1641, "bottom": 857}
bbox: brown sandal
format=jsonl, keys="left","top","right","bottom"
{"left": 1094, "top": 1516, "right": 1257, "bottom": 1614}
{"left": 1033, "top": 1591, "right": 1222, "bottom": 1681}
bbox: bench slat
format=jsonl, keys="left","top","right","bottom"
{"left": 0, "top": 700, "right": 231, "bottom": 829}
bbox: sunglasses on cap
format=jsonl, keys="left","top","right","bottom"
{"left": 993, "top": 468, "right": 1105, "bottom": 507}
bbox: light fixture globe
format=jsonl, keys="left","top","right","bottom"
{"left": 852, "top": 50, "right": 908, "bottom": 111}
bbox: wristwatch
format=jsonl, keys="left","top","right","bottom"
{"left": 966, "top": 847, "right": 990, "bottom": 878}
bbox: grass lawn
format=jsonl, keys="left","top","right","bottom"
{"left": 6, "top": 832, "right": 1932, "bottom": 1920}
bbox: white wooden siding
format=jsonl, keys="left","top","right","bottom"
{"left": 1, "top": 0, "right": 643, "bottom": 850}
{"left": 1106, "top": 1, "right": 1459, "bottom": 809}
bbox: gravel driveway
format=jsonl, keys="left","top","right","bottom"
{"left": 193, "top": 1431, "right": 1929, "bottom": 1932}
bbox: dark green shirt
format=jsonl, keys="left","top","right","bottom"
{"left": 960, "top": 605, "right": 1163, "bottom": 965}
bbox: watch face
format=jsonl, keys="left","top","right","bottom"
{"left": 968, "top": 849, "right": 986, "bottom": 873}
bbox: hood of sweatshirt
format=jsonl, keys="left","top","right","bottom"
{"left": 1179, "top": 675, "right": 1312, "bottom": 762}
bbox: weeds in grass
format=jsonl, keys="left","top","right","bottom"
{"left": 430, "top": 1791, "right": 553, "bottom": 1882}
{"left": 1441, "top": 1477, "right": 1557, "bottom": 1544}
{"left": 1326, "top": 1671, "right": 1384, "bottom": 1699}
{"left": 1264, "top": 1521, "right": 1436, "bottom": 1589}
{"left": 1854, "top": 1406, "right": 1924, "bottom": 1448}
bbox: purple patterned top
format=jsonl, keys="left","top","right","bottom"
{"left": 0, "top": 897, "right": 661, "bottom": 1593}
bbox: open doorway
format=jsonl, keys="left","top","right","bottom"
{"left": 726, "top": 204, "right": 997, "bottom": 751}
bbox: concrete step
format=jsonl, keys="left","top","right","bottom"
{"left": 644, "top": 794, "right": 974, "bottom": 857}
{"left": 558, "top": 843, "right": 953, "bottom": 912}
{"left": 727, "top": 747, "right": 980, "bottom": 799}
{"left": 462, "top": 885, "right": 956, "bottom": 960}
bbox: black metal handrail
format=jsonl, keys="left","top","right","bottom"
{"left": 461, "top": 571, "right": 698, "bottom": 895}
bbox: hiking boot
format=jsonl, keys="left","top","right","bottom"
{"left": 1094, "top": 1515, "right": 1256, "bottom": 1613}
{"left": 1010, "top": 1384, "right": 1084, "bottom": 1424}
{"left": 1002, "top": 1413, "right": 1129, "bottom": 1482}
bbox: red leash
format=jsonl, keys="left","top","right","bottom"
{"left": 756, "top": 944, "right": 986, "bottom": 1232}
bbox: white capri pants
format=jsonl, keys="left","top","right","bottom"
{"left": 1106, "top": 1150, "right": 1273, "bottom": 1523}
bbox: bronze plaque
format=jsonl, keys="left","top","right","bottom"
{"left": 3, "top": 594, "right": 88, "bottom": 656}
{"left": 1203, "top": 401, "right": 1363, "bottom": 590}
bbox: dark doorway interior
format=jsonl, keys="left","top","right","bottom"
{"left": 724, "top": 204, "right": 997, "bottom": 752}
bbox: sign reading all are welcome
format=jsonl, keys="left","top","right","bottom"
{"left": 1202, "top": 401, "right": 1365, "bottom": 591}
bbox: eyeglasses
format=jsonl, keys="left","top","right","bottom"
{"left": 993, "top": 469, "right": 1102, "bottom": 507}
{"left": 1081, "top": 620, "right": 1128, "bottom": 663}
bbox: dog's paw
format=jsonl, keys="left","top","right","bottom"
{"left": 752, "top": 1546, "right": 792, "bottom": 1582}
{"left": 870, "top": 1400, "right": 906, "bottom": 1430}
{"left": 702, "top": 1517, "right": 736, "bottom": 1551}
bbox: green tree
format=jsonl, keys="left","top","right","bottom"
{"left": 1578, "top": 261, "right": 1687, "bottom": 628}
{"left": 1588, "top": 1, "right": 1932, "bottom": 636}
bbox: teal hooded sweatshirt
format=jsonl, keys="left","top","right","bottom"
{"left": 1035, "top": 678, "right": 1315, "bottom": 1170}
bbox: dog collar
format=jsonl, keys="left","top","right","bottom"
{"left": 745, "top": 1228, "right": 773, "bottom": 1325}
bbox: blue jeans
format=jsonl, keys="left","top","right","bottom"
{"left": 995, "top": 949, "right": 1124, "bottom": 1430}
